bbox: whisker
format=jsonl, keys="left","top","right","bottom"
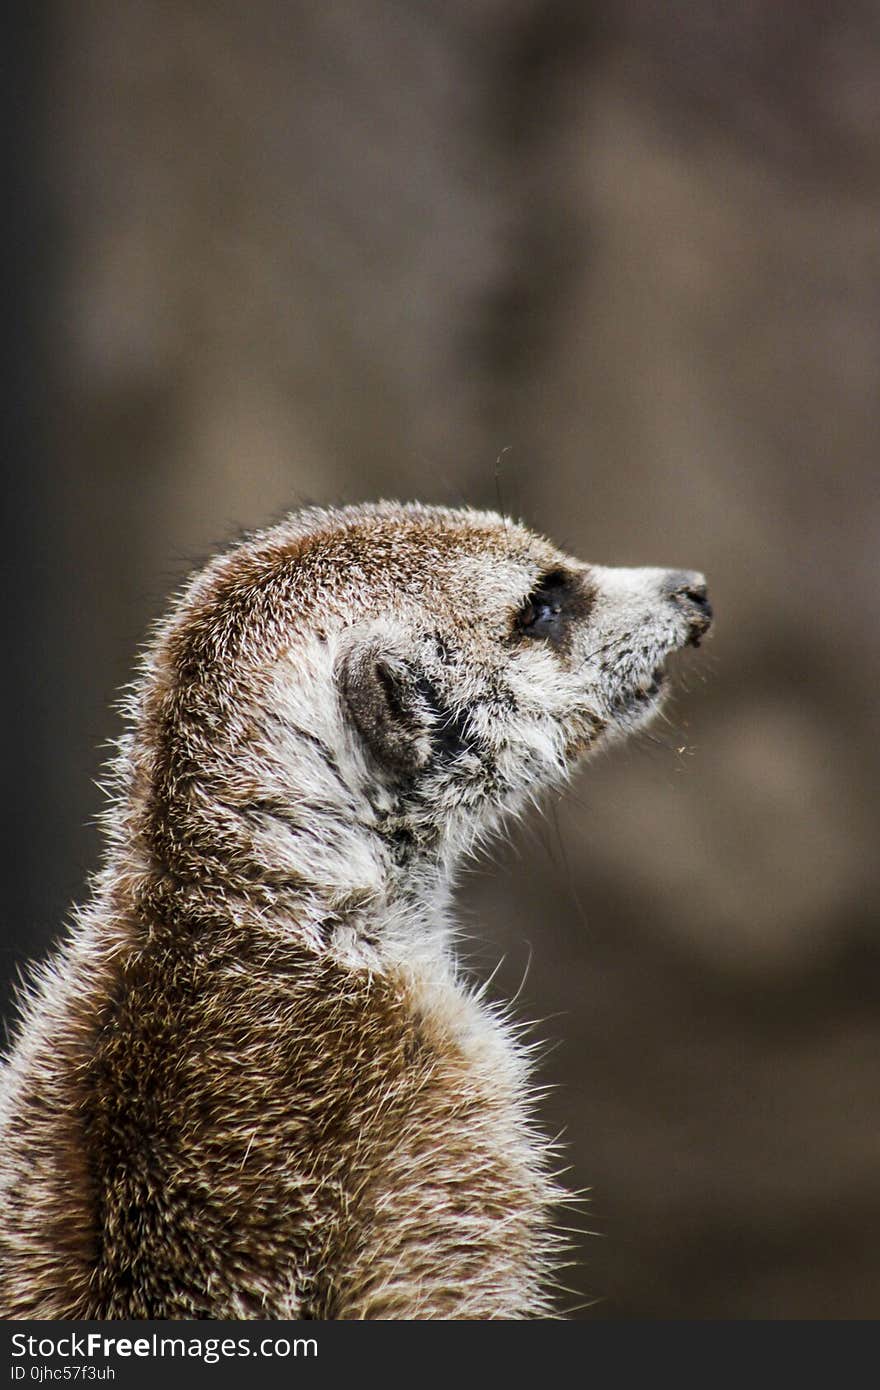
{"left": 494, "top": 445, "right": 514, "bottom": 556}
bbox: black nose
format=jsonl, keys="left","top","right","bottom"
{"left": 663, "top": 571, "right": 713, "bottom": 643}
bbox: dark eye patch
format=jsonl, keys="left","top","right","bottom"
{"left": 514, "top": 569, "right": 572, "bottom": 641}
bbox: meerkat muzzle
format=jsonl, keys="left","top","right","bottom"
{"left": 663, "top": 570, "right": 713, "bottom": 646}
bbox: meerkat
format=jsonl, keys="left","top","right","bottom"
{"left": 0, "top": 501, "right": 711, "bottom": 1320}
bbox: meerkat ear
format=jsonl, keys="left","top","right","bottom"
{"left": 336, "top": 637, "right": 432, "bottom": 780}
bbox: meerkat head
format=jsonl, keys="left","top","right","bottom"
{"left": 130, "top": 502, "right": 711, "bottom": 933}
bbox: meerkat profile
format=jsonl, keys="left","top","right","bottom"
{"left": 0, "top": 502, "right": 711, "bottom": 1319}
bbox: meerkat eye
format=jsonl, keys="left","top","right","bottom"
{"left": 514, "top": 570, "right": 570, "bottom": 639}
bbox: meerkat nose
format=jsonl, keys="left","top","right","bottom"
{"left": 662, "top": 570, "right": 713, "bottom": 643}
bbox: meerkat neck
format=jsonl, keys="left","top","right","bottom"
{"left": 108, "top": 782, "right": 460, "bottom": 975}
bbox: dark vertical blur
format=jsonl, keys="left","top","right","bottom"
{"left": 1, "top": 4, "right": 65, "bottom": 1016}
{"left": 3, "top": 1, "right": 880, "bottom": 1318}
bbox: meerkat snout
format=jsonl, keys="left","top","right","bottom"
{"left": 661, "top": 569, "right": 713, "bottom": 645}
{"left": 0, "top": 502, "right": 712, "bottom": 1320}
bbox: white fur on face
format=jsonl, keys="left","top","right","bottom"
{"left": 259, "top": 551, "right": 702, "bottom": 895}
{"left": 390, "top": 560, "right": 702, "bottom": 811}
{"left": 566, "top": 564, "right": 701, "bottom": 732}
{"left": 183, "top": 508, "right": 709, "bottom": 961}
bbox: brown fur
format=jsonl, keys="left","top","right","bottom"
{"left": 0, "top": 502, "right": 709, "bottom": 1319}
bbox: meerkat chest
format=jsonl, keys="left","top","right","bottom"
{"left": 324, "top": 961, "right": 559, "bottom": 1317}
{"left": 396, "top": 964, "right": 543, "bottom": 1160}
{"left": 406, "top": 969, "right": 526, "bottom": 1087}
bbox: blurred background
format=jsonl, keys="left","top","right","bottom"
{"left": 3, "top": 1, "right": 880, "bottom": 1318}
